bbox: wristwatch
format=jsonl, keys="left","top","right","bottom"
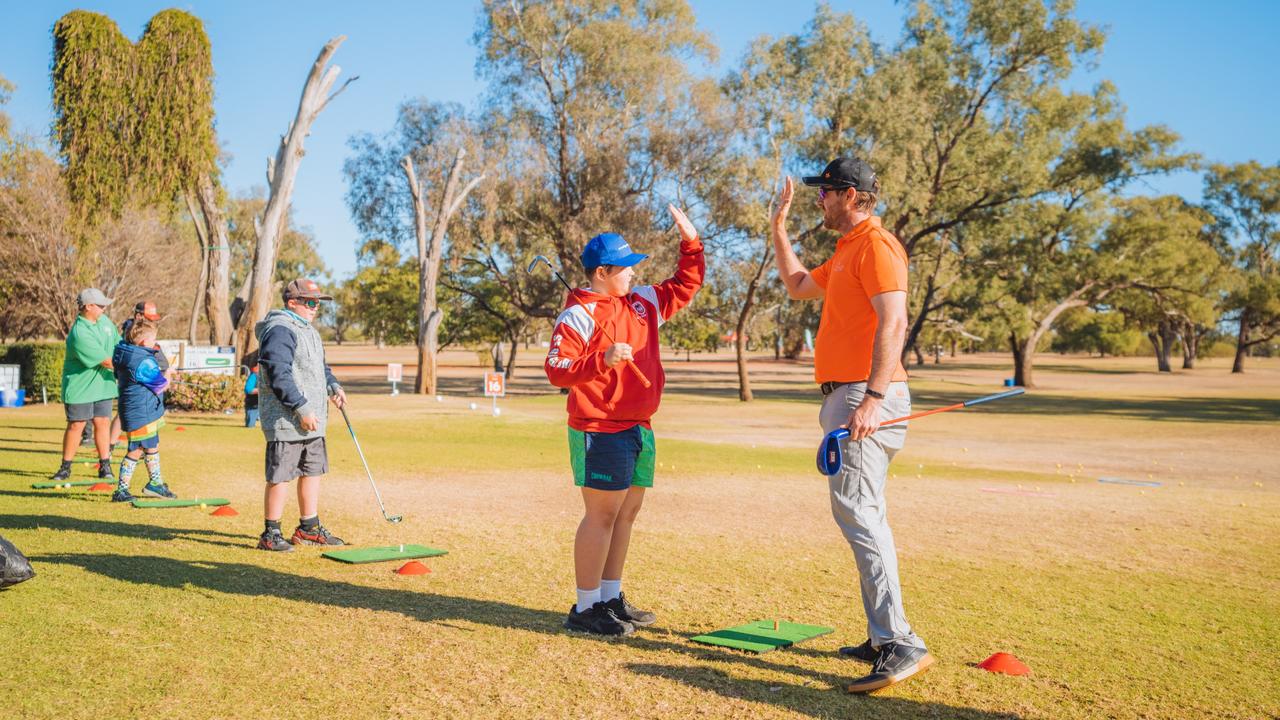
{"left": 864, "top": 387, "right": 885, "bottom": 400}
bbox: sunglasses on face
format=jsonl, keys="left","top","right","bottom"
{"left": 817, "top": 187, "right": 852, "bottom": 201}
{"left": 299, "top": 299, "right": 320, "bottom": 309}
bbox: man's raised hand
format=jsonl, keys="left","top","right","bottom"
{"left": 772, "top": 176, "right": 794, "bottom": 229}
{"left": 668, "top": 204, "right": 698, "bottom": 242}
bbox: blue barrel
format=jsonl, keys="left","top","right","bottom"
{"left": 1003, "top": 377, "right": 1015, "bottom": 387}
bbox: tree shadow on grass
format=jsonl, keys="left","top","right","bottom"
{"left": 38, "top": 551, "right": 1017, "bottom": 718}
{"left": 0, "top": 489, "right": 103, "bottom": 503}
{"left": 0, "top": 435, "right": 60, "bottom": 446}
{"left": 0, "top": 514, "right": 247, "bottom": 549}
{"left": 0, "top": 466, "right": 63, "bottom": 479}
{"left": 627, "top": 662, "right": 1021, "bottom": 720}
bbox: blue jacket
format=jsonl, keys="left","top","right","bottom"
{"left": 113, "top": 342, "right": 168, "bottom": 432}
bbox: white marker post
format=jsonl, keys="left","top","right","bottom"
{"left": 387, "top": 363, "right": 403, "bottom": 396}
{"left": 483, "top": 370, "right": 506, "bottom": 417}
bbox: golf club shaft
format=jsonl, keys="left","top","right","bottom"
{"left": 878, "top": 388, "right": 1025, "bottom": 428}
{"left": 339, "top": 405, "right": 394, "bottom": 520}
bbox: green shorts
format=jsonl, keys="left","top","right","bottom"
{"left": 568, "top": 425, "right": 655, "bottom": 490}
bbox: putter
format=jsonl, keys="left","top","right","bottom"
{"left": 339, "top": 405, "right": 403, "bottom": 523}
{"left": 817, "top": 388, "right": 1027, "bottom": 476}
{"left": 525, "top": 255, "right": 652, "bottom": 388}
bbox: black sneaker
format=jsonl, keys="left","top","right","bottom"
{"left": 97, "top": 461, "right": 114, "bottom": 480}
{"left": 564, "top": 602, "right": 634, "bottom": 636}
{"left": 846, "top": 642, "right": 935, "bottom": 693}
{"left": 605, "top": 592, "right": 656, "bottom": 627}
{"left": 290, "top": 524, "right": 345, "bottom": 546}
{"left": 257, "top": 528, "right": 294, "bottom": 552}
{"left": 111, "top": 488, "right": 135, "bottom": 503}
{"left": 838, "top": 639, "right": 880, "bottom": 662}
{"left": 50, "top": 466, "right": 72, "bottom": 481}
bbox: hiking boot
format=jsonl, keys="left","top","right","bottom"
{"left": 257, "top": 528, "right": 294, "bottom": 552}
{"left": 605, "top": 592, "right": 656, "bottom": 627}
{"left": 838, "top": 639, "right": 880, "bottom": 662}
{"left": 141, "top": 481, "right": 176, "bottom": 499}
{"left": 50, "top": 465, "right": 72, "bottom": 482}
{"left": 564, "top": 602, "right": 635, "bottom": 636}
{"left": 290, "top": 524, "right": 345, "bottom": 546}
{"left": 97, "top": 461, "right": 114, "bottom": 480}
{"left": 110, "top": 488, "right": 135, "bottom": 503}
{"left": 846, "top": 642, "right": 935, "bottom": 693}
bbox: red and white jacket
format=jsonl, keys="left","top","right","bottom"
{"left": 544, "top": 237, "right": 705, "bottom": 432}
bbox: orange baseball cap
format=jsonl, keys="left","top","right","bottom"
{"left": 133, "top": 300, "right": 161, "bottom": 320}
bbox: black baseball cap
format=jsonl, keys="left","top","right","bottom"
{"left": 802, "top": 157, "right": 877, "bottom": 191}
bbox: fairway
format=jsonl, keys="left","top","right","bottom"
{"left": 2, "top": 352, "right": 1277, "bottom": 719}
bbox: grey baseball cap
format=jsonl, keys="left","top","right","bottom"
{"left": 76, "top": 288, "right": 112, "bottom": 307}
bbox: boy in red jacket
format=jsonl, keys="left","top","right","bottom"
{"left": 545, "top": 206, "right": 704, "bottom": 636}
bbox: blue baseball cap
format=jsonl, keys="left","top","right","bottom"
{"left": 580, "top": 232, "right": 647, "bottom": 271}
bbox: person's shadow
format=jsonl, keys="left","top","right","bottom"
{"left": 35, "top": 549, "right": 1021, "bottom": 719}
{"left": 0, "top": 514, "right": 247, "bottom": 549}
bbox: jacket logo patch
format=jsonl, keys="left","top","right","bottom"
{"left": 631, "top": 300, "right": 648, "bottom": 319}
{"left": 552, "top": 334, "right": 563, "bottom": 347}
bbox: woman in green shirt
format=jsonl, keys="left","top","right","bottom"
{"left": 50, "top": 289, "right": 120, "bottom": 482}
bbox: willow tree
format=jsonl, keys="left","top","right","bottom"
{"left": 51, "top": 9, "right": 229, "bottom": 340}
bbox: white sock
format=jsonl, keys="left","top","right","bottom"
{"left": 575, "top": 587, "right": 601, "bottom": 612}
{"left": 600, "top": 579, "right": 622, "bottom": 602}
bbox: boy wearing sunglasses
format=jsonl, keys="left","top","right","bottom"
{"left": 254, "top": 278, "right": 349, "bottom": 551}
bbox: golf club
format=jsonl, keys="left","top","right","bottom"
{"left": 526, "top": 255, "right": 652, "bottom": 388}
{"left": 817, "top": 388, "right": 1027, "bottom": 476}
{"left": 339, "top": 405, "right": 403, "bottom": 523}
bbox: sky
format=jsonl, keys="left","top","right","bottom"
{"left": 2, "top": 1, "right": 1277, "bottom": 278}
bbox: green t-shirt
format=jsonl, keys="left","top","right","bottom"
{"left": 62, "top": 314, "right": 121, "bottom": 404}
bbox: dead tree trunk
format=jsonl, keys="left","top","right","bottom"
{"left": 402, "top": 148, "right": 483, "bottom": 395}
{"left": 183, "top": 190, "right": 210, "bottom": 344}
{"left": 196, "top": 173, "right": 233, "bottom": 345}
{"left": 234, "top": 36, "right": 356, "bottom": 357}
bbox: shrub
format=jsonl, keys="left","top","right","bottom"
{"left": 165, "top": 372, "right": 242, "bottom": 413}
{"left": 0, "top": 343, "right": 67, "bottom": 401}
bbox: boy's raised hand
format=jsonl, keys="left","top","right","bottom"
{"left": 772, "top": 176, "right": 794, "bottom": 230}
{"left": 667, "top": 204, "right": 698, "bottom": 242}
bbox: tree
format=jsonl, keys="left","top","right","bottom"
{"left": 234, "top": 36, "right": 355, "bottom": 356}
{"left": 1105, "top": 197, "right": 1225, "bottom": 371}
{"left": 345, "top": 241, "right": 417, "bottom": 347}
{"left": 344, "top": 100, "right": 484, "bottom": 395}
{"left": 1204, "top": 161, "right": 1280, "bottom": 373}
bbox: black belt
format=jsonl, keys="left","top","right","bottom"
{"left": 820, "top": 380, "right": 867, "bottom": 396}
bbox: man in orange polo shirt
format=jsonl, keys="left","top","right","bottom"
{"left": 771, "top": 157, "right": 933, "bottom": 693}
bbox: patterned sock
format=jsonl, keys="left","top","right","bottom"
{"left": 600, "top": 579, "right": 622, "bottom": 602}
{"left": 118, "top": 457, "right": 139, "bottom": 492}
{"left": 143, "top": 452, "right": 162, "bottom": 486}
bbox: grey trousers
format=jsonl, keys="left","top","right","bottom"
{"left": 819, "top": 381, "right": 925, "bottom": 650}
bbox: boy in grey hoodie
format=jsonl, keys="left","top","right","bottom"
{"left": 254, "top": 278, "right": 349, "bottom": 551}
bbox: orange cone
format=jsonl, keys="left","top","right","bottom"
{"left": 211, "top": 505, "right": 238, "bottom": 517}
{"left": 175, "top": 426, "right": 186, "bottom": 432}
{"left": 977, "top": 652, "right": 1030, "bottom": 676}
{"left": 89, "top": 482, "right": 114, "bottom": 492}
{"left": 395, "top": 561, "right": 430, "bottom": 575}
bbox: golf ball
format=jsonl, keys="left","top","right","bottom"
{"left": 199, "top": 503, "right": 207, "bottom": 509}
{"left": 493, "top": 407, "right": 501, "bottom": 416}
{"left": 436, "top": 395, "right": 443, "bottom": 402}
{"left": 469, "top": 402, "right": 477, "bottom": 410}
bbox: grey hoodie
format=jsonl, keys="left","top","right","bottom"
{"left": 255, "top": 309, "right": 341, "bottom": 442}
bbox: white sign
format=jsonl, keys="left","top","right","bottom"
{"left": 483, "top": 371, "right": 506, "bottom": 398}
{"left": 387, "top": 363, "right": 403, "bottom": 382}
{"left": 182, "top": 345, "right": 237, "bottom": 375}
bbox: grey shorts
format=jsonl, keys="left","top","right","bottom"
{"left": 65, "top": 399, "right": 113, "bottom": 422}
{"left": 265, "top": 437, "right": 328, "bottom": 484}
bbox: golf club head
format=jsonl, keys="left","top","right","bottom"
{"left": 386, "top": 515, "right": 403, "bottom": 524}
{"left": 526, "top": 255, "right": 552, "bottom": 274}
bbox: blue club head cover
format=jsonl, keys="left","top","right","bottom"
{"left": 817, "top": 428, "right": 851, "bottom": 476}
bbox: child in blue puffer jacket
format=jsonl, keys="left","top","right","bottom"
{"left": 111, "top": 319, "right": 176, "bottom": 502}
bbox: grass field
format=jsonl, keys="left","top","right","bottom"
{"left": 2, "top": 350, "right": 1277, "bottom": 719}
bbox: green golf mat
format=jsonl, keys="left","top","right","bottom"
{"left": 32, "top": 480, "right": 105, "bottom": 489}
{"left": 690, "top": 620, "right": 834, "bottom": 653}
{"left": 131, "top": 498, "right": 230, "bottom": 508}
{"left": 322, "top": 545, "right": 448, "bottom": 564}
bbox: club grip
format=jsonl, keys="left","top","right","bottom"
{"left": 626, "top": 360, "right": 652, "bottom": 388}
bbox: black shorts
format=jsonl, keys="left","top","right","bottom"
{"left": 265, "top": 437, "right": 328, "bottom": 484}
{"left": 65, "top": 399, "right": 113, "bottom": 422}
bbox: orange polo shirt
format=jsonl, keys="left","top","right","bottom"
{"left": 809, "top": 216, "right": 910, "bottom": 384}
